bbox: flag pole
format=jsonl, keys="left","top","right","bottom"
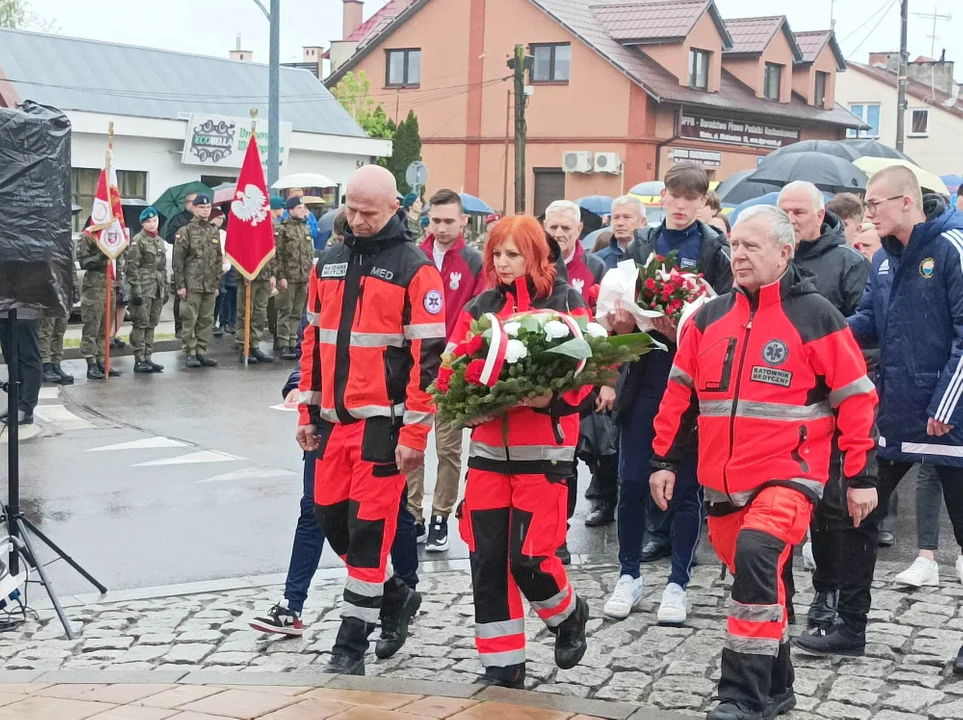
{"left": 242, "top": 111, "right": 259, "bottom": 367}
{"left": 104, "top": 121, "right": 115, "bottom": 379}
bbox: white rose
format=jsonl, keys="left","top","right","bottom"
{"left": 504, "top": 339, "right": 528, "bottom": 364}
{"left": 503, "top": 321, "right": 521, "bottom": 337}
{"left": 543, "top": 320, "right": 571, "bottom": 342}
{"left": 585, "top": 322, "right": 609, "bottom": 338}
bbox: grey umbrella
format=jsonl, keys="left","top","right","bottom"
{"left": 751, "top": 151, "right": 868, "bottom": 194}
{"left": 768, "top": 140, "right": 861, "bottom": 161}
{"left": 716, "top": 169, "right": 782, "bottom": 205}
{"left": 838, "top": 139, "right": 914, "bottom": 162}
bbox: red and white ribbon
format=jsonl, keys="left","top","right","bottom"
{"left": 479, "top": 313, "right": 508, "bottom": 386}
{"left": 556, "top": 312, "right": 588, "bottom": 377}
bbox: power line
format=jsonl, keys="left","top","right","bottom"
{"left": 846, "top": 0, "right": 897, "bottom": 59}
{"left": 840, "top": 0, "right": 894, "bottom": 42}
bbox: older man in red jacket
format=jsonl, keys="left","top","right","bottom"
{"left": 409, "top": 189, "right": 486, "bottom": 552}
{"left": 649, "top": 205, "right": 878, "bottom": 720}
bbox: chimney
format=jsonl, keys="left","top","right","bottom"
{"left": 906, "top": 55, "right": 956, "bottom": 95}
{"left": 303, "top": 46, "right": 324, "bottom": 62}
{"left": 230, "top": 34, "right": 253, "bottom": 62}
{"left": 343, "top": 0, "right": 364, "bottom": 40}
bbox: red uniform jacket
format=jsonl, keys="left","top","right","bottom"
{"left": 298, "top": 211, "right": 446, "bottom": 453}
{"left": 419, "top": 234, "right": 486, "bottom": 341}
{"left": 652, "top": 266, "right": 878, "bottom": 511}
{"left": 449, "top": 275, "right": 592, "bottom": 478}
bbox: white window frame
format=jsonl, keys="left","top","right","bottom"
{"left": 908, "top": 108, "right": 929, "bottom": 137}
{"left": 846, "top": 103, "right": 881, "bottom": 139}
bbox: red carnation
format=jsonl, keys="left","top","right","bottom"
{"left": 645, "top": 278, "right": 657, "bottom": 290}
{"left": 464, "top": 359, "right": 487, "bottom": 385}
{"left": 466, "top": 334, "right": 484, "bottom": 355}
{"left": 664, "top": 282, "right": 677, "bottom": 295}
{"left": 436, "top": 366, "right": 454, "bottom": 393}
{"left": 452, "top": 342, "right": 468, "bottom": 357}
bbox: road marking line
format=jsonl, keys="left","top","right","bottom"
{"left": 87, "top": 437, "right": 188, "bottom": 452}
{"left": 197, "top": 467, "right": 299, "bottom": 483}
{"left": 133, "top": 450, "right": 241, "bottom": 467}
{"left": 33, "top": 404, "right": 94, "bottom": 430}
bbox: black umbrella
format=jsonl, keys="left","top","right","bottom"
{"left": 716, "top": 169, "right": 782, "bottom": 205}
{"left": 751, "top": 151, "right": 868, "bottom": 194}
{"left": 838, "top": 139, "right": 914, "bottom": 163}
{"left": 768, "top": 140, "right": 861, "bottom": 161}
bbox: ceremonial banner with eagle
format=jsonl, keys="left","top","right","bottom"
{"left": 225, "top": 139, "right": 275, "bottom": 281}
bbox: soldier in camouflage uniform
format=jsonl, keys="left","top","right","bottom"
{"left": 40, "top": 256, "right": 77, "bottom": 385}
{"left": 235, "top": 252, "right": 276, "bottom": 365}
{"left": 172, "top": 194, "right": 222, "bottom": 368}
{"left": 77, "top": 231, "right": 125, "bottom": 380}
{"left": 274, "top": 196, "right": 314, "bottom": 360}
{"left": 127, "top": 207, "right": 169, "bottom": 374}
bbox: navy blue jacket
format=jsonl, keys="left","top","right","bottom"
{"left": 849, "top": 197, "right": 963, "bottom": 467}
{"left": 593, "top": 234, "right": 628, "bottom": 270}
{"left": 282, "top": 313, "right": 308, "bottom": 398}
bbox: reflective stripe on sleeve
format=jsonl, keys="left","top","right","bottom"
{"left": 829, "top": 375, "right": 875, "bottom": 408}
{"left": 669, "top": 365, "right": 695, "bottom": 388}
{"left": 699, "top": 399, "right": 832, "bottom": 422}
{"left": 405, "top": 322, "right": 447, "bottom": 339}
{"left": 300, "top": 391, "right": 320, "bottom": 405}
{"left": 469, "top": 441, "right": 575, "bottom": 463}
{"left": 403, "top": 410, "right": 434, "bottom": 428}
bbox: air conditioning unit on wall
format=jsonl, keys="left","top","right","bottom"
{"left": 595, "top": 152, "right": 622, "bottom": 174}
{"left": 563, "top": 151, "right": 594, "bottom": 173}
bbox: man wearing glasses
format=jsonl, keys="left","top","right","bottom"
{"left": 796, "top": 166, "right": 963, "bottom": 668}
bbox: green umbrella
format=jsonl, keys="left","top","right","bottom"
{"left": 153, "top": 181, "right": 213, "bottom": 234}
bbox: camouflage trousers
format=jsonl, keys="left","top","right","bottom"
{"left": 130, "top": 296, "right": 165, "bottom": 361}
{"left": 80, "top": 287, "right": 114, "bottom": 362}
{"left": 39, "top": 315, "right": 68, "bottom": 364}
{"left": 275, "top": 281, "right": 308, "bottom": 348}
{"left": 234, "top": 281, "right": 272, "bottom": 349}
{"left": 179, "top": 291, "right": 216, "bottom": 358}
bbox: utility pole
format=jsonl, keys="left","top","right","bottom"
{"left": 252, "top": 0, "right": 281, "bottom": 186}
{"left": 895, "top": 0, "right": 909, "bottom": 152}
{"left": 507, "top": 45, "right": 531, "bottom": 214}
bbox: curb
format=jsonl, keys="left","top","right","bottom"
{"left": 0, "top": 670, "right": 684, "bottom": 719}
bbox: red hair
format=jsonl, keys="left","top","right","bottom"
{"left": 483, "top": 215, "right": 557, "bottom": 297}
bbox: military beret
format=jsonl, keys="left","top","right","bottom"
{"left": 193, "top": 193, "right": 212, "bottom": 206}
{"left": 286, "top": 196, "right": 304, "bottom": 210}
{"left": 139, "top": 206, "right": 158, "bottom": 222}
{"left": 270, "top": 196, "right": 286, "bottom": 210}
{"left": 403, "top": 192, "right": 418, "bottom": 209}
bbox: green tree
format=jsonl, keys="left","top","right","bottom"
{"left": 331, "top": 70, "right": 393, "bottom": 140}
{"left": 0, "top": 0, "right": 57, "bottom": 30}
{"left": 384, "top": 110, "right": 423, "bottom": 194}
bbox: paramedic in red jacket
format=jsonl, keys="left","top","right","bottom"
{"left": 450, "top": 215, "right": 591, "bottom": 689}
{"left": 297, "top": 165, "right": 446, "bottom": 676}
{"left": 649, "top": 205, "right": 879, "bottom": 720}
{"left": 408, "top": 189, "right": 486, "bottom": 552}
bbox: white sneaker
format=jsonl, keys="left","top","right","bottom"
{"left": 894, "top": 557, "right": 940, "bottom": 587}
{"left": 956, "top": 556, "right": 963, "bottom": 585}
{"left": 657, "top": 582, "right": 687, "bottom": 625}
{"left": 603, "top": 574, "right": 644, "bottom": 619}
{"left": 802, "top": 542, "right": 816, "bottom": 571}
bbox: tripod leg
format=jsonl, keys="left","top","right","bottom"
{"left": 20, "top": 517, "right": 108, "bottom": 594}
{"left": 13, "top": 519, "right": 75, "bottom": 640}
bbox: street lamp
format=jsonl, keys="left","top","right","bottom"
{"left": 251, "top": 0, "right": 281, "bottom": 187}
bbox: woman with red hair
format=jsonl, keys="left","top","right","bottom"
{"left": 447, "top": 215, "right": 592, "bottom": 688}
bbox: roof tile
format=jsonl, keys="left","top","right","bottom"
{"left": 724, "top": 16, "right": 784, "bottom": 54}
{"left": 347, "top": 0, "right": 401, "bottom": 43}
{"left": 590, "top": 1, "right": 709, "bottom": 43}
{"left": 793, "top": 30, "right": 831, "bottom": 63}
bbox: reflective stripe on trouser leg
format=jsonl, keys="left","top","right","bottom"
{"left": 462, "top": 468, "right": 528, "bottom": 669}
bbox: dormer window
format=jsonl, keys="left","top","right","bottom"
{"left": 814, "top": 71, "right": 828, "bottom": 108}
{"left": 764, "top": 63, "right": 782, "bottom": 100}
{"left": 689, "top": 49, "right": 710, "bottom": 90}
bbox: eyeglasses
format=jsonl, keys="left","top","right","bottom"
{"left": 864, "top": 195, "right": 904, "bottom": 215}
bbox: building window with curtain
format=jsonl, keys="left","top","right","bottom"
{"left": 814, "top": 71, "right": 828, "bottom": 109}
{"left": 764, "top": 63, "right": 782, "bottom": 101}
{"left": 689, "top": 49, "right": 709, "bottom": 90}
{"left": 909, "top": 109, "right": 929, "bottom": 137}
{"left": 846, "top": 103, "right": 881, "bottom": 138}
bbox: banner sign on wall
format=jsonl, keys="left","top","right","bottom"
{"left": 680, "top": 113, "right": 800, "bottom": 149}
{"left": 181, "top": 113, "right": 293, "bottom": 169}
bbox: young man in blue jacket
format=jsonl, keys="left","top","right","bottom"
{"left": 797, "top": 165, "right": 963, "bottom": 665}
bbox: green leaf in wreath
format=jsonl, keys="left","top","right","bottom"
{"left": 519, "top": 316, "right": 542, "bottom": 333}
{"left": 544, "top": 337, "right": 593, "bottom": 360}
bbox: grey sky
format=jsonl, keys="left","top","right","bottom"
{"left": 25, "top": 0, "right": 963, "bottom": 78}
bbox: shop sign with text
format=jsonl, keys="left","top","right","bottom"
{"left": 181, "top": 113, "right": 293, "bottom": 169}
{"left": 680, "top": 113, "right": 799, "bottom": 149}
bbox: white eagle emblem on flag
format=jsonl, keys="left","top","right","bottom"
{"left": 449, "top": 271, "right": 462, "bottom": 290}
{"left": 231, "top": 184, "right": 269, "bottom": 225}
{"left": 571, "top": 278, "right": 584, "bottom": 295}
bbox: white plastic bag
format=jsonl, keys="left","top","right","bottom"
{"left": 594, "top": 259, "right": 665, "bottom": 332}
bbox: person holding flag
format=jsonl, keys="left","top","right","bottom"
{"left": 173, "top": 194, "right": 222, "bottom": 368}
{"left": 225, "top": 133, "right": 278, "bottom": 365}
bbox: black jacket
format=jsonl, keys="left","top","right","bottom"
{"left": 165, "top": 210, "right": 194, "bottom": 246}
{"left": 792, "top": 211, "right": 869, "bottom": 317}
{"left": 613, "top": 221, "right": 734, "bottom": 423}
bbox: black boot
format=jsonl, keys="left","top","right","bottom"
{"left": 585, "top": 501, "right": 615, "bottom": 527}
{"left": 42, "top": 363, "right": 61, "bottom": 383}
{"left": 554, "top": 596, "right": 588, "bottom": 669}
{"left": 198, "top": 355, "right": 219, "bottom": 367}
{"left": 134, "top": 360, "right": 154, "bottom": 374}
{"left": 376, "top": 577, "right": 422, "bottom": 659}
{"left": 185, "top": 356, "right": 202, "bottom": 368}
{"left": 793, "top": 621, "right": 865, "bottom": 657}
{"left": 86, "top": 361, "right": 105, "bottom": 380}
{"left": 147, "top": 358, "right": 164, "bottom": 373}
{"left": 708, "top": 701, "right": 762, "bottom": 720}
{"left": 97, "top": 362, "right": 120, "bottom": 377}
{"left": 954, "top": 645, "right": 963, "bottom": 675}
{"left": 477, "top": 663, "right": 526, "bottom": 689}
{"left": 53, "top": 364, "right": 74, "bottom": 385}
{"left": 556, "top": 542, "right": 571, "bottom": 565}
{"left": 324, "top": 617, "right": 373, "bottom": 675}
{"left": 212, "top": 325, "right": 224, "bottom": 337}
{"left": 239, "top": 353, "right": 258, "bottom": 365}
{"left": 763, "top": 643, "right": 796, "bottom": 719}
{"left": 252, "top": 348, "right": 274, "bottom": 363}
{"left": 806, "top": 590, "right": 838, "bottom": 630}
{"left": 280, "top": 346, "right": 298, "bottom": 360}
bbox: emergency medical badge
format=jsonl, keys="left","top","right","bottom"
{"left": 919, "top": 257, "right": 935, "bottom": 279}
{"left": 762, "top": 339, "right": 789, "bottom": 366}
{"left": 424, "top": 289, "right": 444, "bottom": 314}
{"left": 752, "top": 339, "right": 792, "bottom": 387}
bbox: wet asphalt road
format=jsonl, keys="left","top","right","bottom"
{"left": 0, "top": 335, "right": 957, "bottom": 598}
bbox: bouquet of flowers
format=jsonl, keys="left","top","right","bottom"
{"left": 596, "top": 251, "right": 715, "bottom": 341}
{"left": 431, "top": 310, "right": 664, "bottom": 428}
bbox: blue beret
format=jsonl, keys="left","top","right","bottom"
{"left": 139, "top": 206, "right": 158, "bottom": 222}
{"left": 270, "top": 196, "right": 286, "bottom": 210}
{"left": 419, "top": 215, "right": 430, "bottom": 228}
{"left": 403, "top": 192, "right": 418, "bottom": 209}
{"left": 193, "top": 194, "right": 211, "bottom": 206}
{"left": 286, "top": 196, "right": 304, "bottom": 210}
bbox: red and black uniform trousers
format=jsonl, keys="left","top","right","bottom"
{"left": 707, "top": 486, "right": 812, "bottom": 712}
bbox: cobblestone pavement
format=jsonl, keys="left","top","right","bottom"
{"left": 3, "top": 558, "right": 963, "bottom": 719}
